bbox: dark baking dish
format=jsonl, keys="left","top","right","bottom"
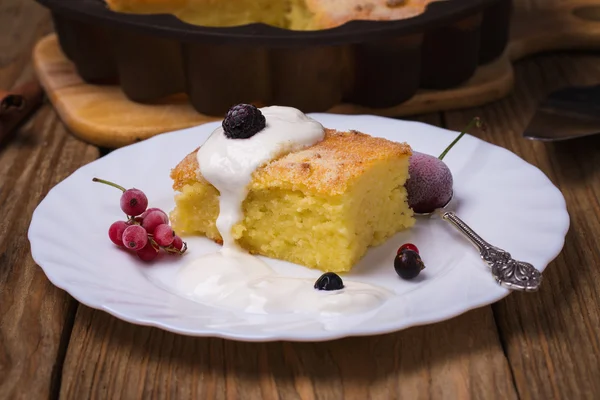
{"left": 36, "top": 0, "right": 512, "bottom": 116}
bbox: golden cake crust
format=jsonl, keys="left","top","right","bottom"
{"left": 171, "top": 128, "right": 411, "bottom": 195}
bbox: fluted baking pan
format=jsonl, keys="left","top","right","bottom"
{"left": 36, "top": 0, "right": 511, "bottom": 116}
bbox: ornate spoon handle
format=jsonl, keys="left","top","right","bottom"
{"left": 438, "top": 210, "right": 542, "bottom": 292}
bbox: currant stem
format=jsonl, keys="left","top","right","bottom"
{"left": 164, "top": 241, "right": 187, "bottom": 255}
{"left": 438, "top": 117, "right": 483, "bottom": 161}
{"left": 92, "top": 177, "right": 126, "bottom": 192}
{"left": 149, "top": 237, "right": 160, "bottom": 251}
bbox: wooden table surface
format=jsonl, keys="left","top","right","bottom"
{"left": 2, "top": 1, "right": 600, "bottom": 399}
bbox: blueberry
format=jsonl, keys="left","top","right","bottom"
{"left": 222, "top": 104, "right": 266, "bottom": 139}
{"left": 394, "top": 249, "right": 425, "bottom": 280}
{"left": 314, "top": 272, "right": 344, "bottom": 291}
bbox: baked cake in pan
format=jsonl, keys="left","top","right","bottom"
{"left": 104, "top": 0, "right": 442, "bottom": 30}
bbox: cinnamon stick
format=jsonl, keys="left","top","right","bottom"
{"left": 0, "top": 80, "right": 44, "bottom": 146}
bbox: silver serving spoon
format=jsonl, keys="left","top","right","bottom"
{"left": 415, "top": 195, "right": 543, "bottom": 292}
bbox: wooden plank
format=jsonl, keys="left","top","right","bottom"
{"left": 0, "top": 2, "right": 99, "bottom": 399}
{"left": 59, "top": 113, "right": 517, "bottom": 400}
{"left": 60, "top": 305, "right": 517, "bottom": 400}
{"left": 442, "top": 53, "right": 600, "bottom": 398}
{"left": 0, "top": 104, "right": 100, "bottom": 399}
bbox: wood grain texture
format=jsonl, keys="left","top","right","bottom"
{"left": 60, "top": 305, "right": 516, "bottom": 400}
{"left": 442, "top": 53, "right": 600, "bottom": 398}
{"left": 0, "top": 103, "right": 100, "bottom": 399}
{"left": 0, "top": 2, "right": 99, "bottom": 399}
{"left": 508, "top": 0, "right": 600, "bottom": 61}
{"left": 0, "top": 1, "right": 52, "bottom": 89}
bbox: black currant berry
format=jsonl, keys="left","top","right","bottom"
{"left": 394, "top": 249, "right": 425, "bottom": 280}
{"left": 314, "top": 272, "right": 344, "bottom": 291}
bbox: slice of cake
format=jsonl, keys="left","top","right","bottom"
{"left": 170, "top": 105, "right": 414, "bottom": 273}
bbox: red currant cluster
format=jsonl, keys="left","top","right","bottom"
{"left": 94, "top": 178, "right": 187, "bottom": 262}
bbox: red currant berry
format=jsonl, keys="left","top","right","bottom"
{"left": 142, "top": 210, "right": 168, "bottom": 234}
{"left": 122, "top": 225, "right": 148, "bottom": 251}
{"left": 108, "top": 221, "right": 128, "bottom": 247}
{"left": 172, "top": 236, "right": 184, "bottom": 251}
{"left": 137, "top": 241, "right": 159, "bottom": 262}
{"left": 120, "top": 189, "right": 148, "bottom": 217}
{"left": 397, "top": 243, "right": 419, "bottom": 255}
{"left": 154, "top": 224, "right": 175, "bottom": 247}
{"left": 92, "top": 178, "right": 148, "bottom": 216}
{"left": 141, "top": 207, "right": 168, "bottom": 221}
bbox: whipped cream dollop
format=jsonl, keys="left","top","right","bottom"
{"left": 174, "top": 106, "right": 392, "bottom": 316}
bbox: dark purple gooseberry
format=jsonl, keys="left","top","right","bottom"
{"left": 406, "top": 152, "right": 453, "bottom": 214}
{"left": 405, "top": 117, "right": 483, "bottom": 214}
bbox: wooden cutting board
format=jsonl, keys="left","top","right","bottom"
{"left": 33, "top": 1, "right": 600, "bottom": 148}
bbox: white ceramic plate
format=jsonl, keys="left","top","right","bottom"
{"left": 28, "top": 114, "right": 569, "bottom": 342}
